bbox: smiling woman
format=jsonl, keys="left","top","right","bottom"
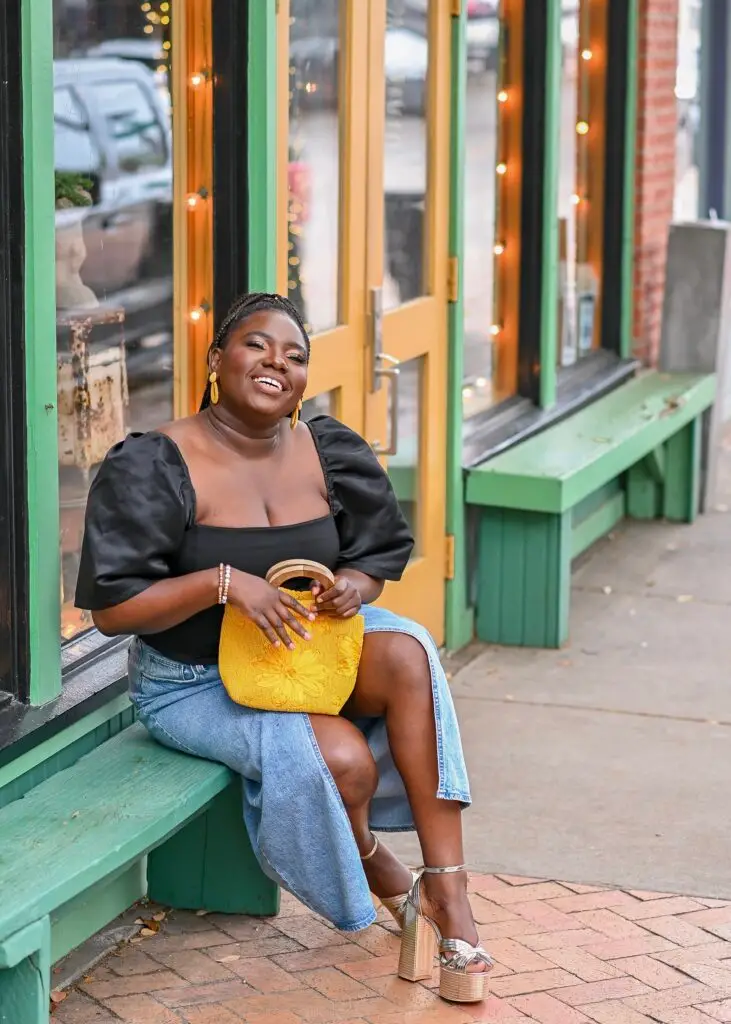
{"left": 73, "top": 290, "right": 493, "bottom": 1005}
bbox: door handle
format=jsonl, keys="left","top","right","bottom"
{"left": 371, "top": 352, "right": 400, "bottom": 456}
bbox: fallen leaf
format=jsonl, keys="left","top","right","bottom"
{"left": 50, "top": 991, "right": 67, "bottom": 1005}
{"left": 196, "top": 909, "right": 210, "bottom": 917}
{"left": 677, "top": 594, "right": 694, "bottom": 603}
{"left": 602, "top": 585, "right": 612, "bottom": 595}
{"left": 140, "top": 927, "right": 157, "bottom": 937}
{"left": 219, "top": 954, "right": 241, "bottom": 962}
{"left": 152, "top": 911, "right": 167, "bottom": 922}
{"left": 130, "top": 936, "right": 143, "bottom": 944}
{"left": 71, "top": 810, "right": 80, "bottom": 819}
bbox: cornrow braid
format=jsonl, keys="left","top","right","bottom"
{"left": 199, "top": 292, "right": 311, "bottom": 411}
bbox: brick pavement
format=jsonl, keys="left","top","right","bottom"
{"left": 50, "top": 874, "right": 731, "bottom": 1024}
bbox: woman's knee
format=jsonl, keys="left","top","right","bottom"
{"left": 369, "top": 633, "right": 431, "bottom": 695}
{"left": 309, "top": 715, "right": 378, "bottom": 807}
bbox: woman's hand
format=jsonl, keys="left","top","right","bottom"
{"left": 228, "top": 569, "right": 315, "bottom": 649}
{"left": 311, "top": 574, "right": 363, "bottom": 619}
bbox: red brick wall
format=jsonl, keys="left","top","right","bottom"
{"left": 632, "top": 0, "right": 679, "bottom": 365}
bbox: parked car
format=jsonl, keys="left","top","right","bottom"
{"left": 54, "top": 57, "right": 173, "bottom": 384}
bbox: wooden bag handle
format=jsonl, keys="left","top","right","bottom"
{"left": 266, "top": 559, "right": 335, "bottom": 590}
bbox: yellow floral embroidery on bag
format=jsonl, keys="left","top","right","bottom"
{"left": 219, "top": 589, "right": 364, "bottom": 715}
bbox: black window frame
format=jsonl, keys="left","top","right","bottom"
{"left": 0, "top": 0, "right": 30, "bottom": 704}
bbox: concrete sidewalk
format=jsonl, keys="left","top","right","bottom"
{"left": 389, "top": 425, "right": 731, "bottom": 898}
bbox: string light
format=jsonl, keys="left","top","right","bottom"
{"left": 189, "top": 300, "right": 211, "bottom": 323}
{"left": 497, "top": 89, "right": 508, "bottom": 103}
{"left": 581, "top": 48, "right": 593, "bottom": 61}
{"left": 496, "top": 161, "right": 507, "bottom": 176}
{"left": 493, "top": 242, "right": 506, "bottom": 255}
{"left": 576, "top": 120, "right": 589, "bottom": 136}
{"left": 190, "top": 69, "right": 211, "bottom": 88}
{"left": 490, "top": 324, "right": 502, "bottom": 337}
{"left": 571, "top": 192, "right": 582, "bottom": 206}
{"left": 186, "top": 188, "right": 209, "bottom": 209}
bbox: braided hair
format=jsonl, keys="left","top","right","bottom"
{"left": 200, "top": 292, "right": 311, "bottom": 411}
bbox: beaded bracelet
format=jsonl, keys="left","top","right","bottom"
{"left": 218, "top": 563, "right": 232, "bottom": 605}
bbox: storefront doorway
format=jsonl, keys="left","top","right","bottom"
{"left": 278, "top": 0, "right": 451, "bottom": 642}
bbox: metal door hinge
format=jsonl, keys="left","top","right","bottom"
{"left": 447, "top": 256, "right": 459, "bottom": 303}
{"left": 445, "top": 534, "right": 456, "bottom": 580}
{"left": 450, "top": 0, "right": 462, "bottom": 15}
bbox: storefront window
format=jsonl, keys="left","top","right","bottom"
{"left": 54, "top": 1, "right": 175, "bottom": 641}
{"left": 462, "top": 1, "right": 518, "bottom": 418}
{"left": 287, "top": 0, "right": 341, "bottom": 334}
{"left": 674, "top": 0, "right": 701, "bottom": 220}
{"left": 557, "top": 0, "right": 602, "bottom": 369}
{"left": 463, "top": 4, "right": 500, "bottom": 418}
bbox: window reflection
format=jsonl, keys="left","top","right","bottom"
{"left": 383, "top": 0, "right": 429, "bottom": 311}
{"left": 388, "top": 357, "right": 422, "bottom": 557}
{"left": 288, "top": 0, "right": 341, "bottom": 334}
{"left": 557, "top": 0, "right": 600, "bottom": 368}
{"left": 54, "top": 0, "right": 174, "bottom": 641}
{"left": 674, "top": 0, "right": 701, "bottom": 220}
{"left": 463, "top": 3, "right": 500, "bottom": 419}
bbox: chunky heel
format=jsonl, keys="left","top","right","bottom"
{"left": 398, "top": 895, "right": 439, "bottom": 982}
{"left": 397, "top": 865, "right": 494, "bottom": 1003}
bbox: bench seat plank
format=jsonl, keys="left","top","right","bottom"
{"left": 466, "top": 372, "right": 715, "bottom": 514}
{"left": 0, "top": 723, "right": 234, "bottom": 942}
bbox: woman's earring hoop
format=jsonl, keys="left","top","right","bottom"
{"left": 209, "top": 371, "right": 219, "bottom": 405}
{"left": 290, "top": 399, "right": 303, "bottom": 431}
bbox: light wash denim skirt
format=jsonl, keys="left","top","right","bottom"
{"left": 128, "top": 605, "right": 471, "bottom": 932}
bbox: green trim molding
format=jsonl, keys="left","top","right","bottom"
{"left": 22, "top": 0, "right": 61, "bottom": 705}
{"left": 539, "top": 0, "right": 562, "bottom": 409}
{"left": 444, "top": 3, "right": 473, "bottom": 652}
{"left": 247, "top": 0, "right": 278, "bottom": 291}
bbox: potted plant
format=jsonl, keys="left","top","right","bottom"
{"left": 55, "top": 171, "right": 99, "bottom": 309}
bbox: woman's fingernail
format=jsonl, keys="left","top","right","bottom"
{"left": 308, "top": 613, "right": 316, "bottom": 620}
{"left": 303, "top": 632, "right": 311, "bottom": 641}
{"left": 274, "top": 640, "right": 281, "bottom": 647}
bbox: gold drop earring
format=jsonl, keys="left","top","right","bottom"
{"left": 209, "top": 371, "right": 219, "bottom": 405}
{"left": 290, "top": 399, "right": 303, "bottom": 430}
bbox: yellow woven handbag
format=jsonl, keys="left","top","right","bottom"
{"left": 218, "top": 559, "right": 364, "bottom": 715}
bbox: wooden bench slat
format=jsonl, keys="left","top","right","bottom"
{"left": 0, "top": 723, "right": 233, "bottom": 941}
{"left": 466, "top": 372, "right": 716, "bottom": 513}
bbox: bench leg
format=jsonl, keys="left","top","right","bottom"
{"left": 148, "top": 783, "right": 279, "bottom": 916}
{"left": 663, "top": 417, "right": 701, "bottom": 522}
{"left": 0, "top": 918, "right": 51, "bottom": 1024}
{"left": 476, "top": 507, "right": 571, "bottom": 648}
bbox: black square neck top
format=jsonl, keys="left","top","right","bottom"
{"left": 75, "top": 415, "right": 414, "bottom": 664}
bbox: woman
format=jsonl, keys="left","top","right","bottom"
{"left": 76, "top": 292, "right": 492, "bottom": 1004}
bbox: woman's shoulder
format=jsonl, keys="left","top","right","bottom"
{"left": 102, "top": 428, "right": 185, "bottom": 472}
{"left": 306, "top": 414, "right": 371, "bottom": 457}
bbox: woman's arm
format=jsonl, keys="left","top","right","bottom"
{"left": 94, "top": 567, "right": 316, "bottom": 647}
{"left": 92, "top": 569, "right": 219, "bottom": 637}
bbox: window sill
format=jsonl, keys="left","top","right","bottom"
{"left": 0, "top": 635, "right": 130, "bottom": 768}
{"left": 462, "top": 352, "right": 640, "bottom": 469}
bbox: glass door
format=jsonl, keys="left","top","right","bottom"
{"left": 279, "top": 0, "right": 451, "bottom": 643}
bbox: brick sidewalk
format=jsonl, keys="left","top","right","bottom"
{"left": 51, "top": 874, "right": 731, "bottom": 1024}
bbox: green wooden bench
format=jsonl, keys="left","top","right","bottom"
{"left": 0, "top": 722, "right": 277, "bottom": 1024}
{"left": 465, "top": 371, "right": 716, "bottom": 649}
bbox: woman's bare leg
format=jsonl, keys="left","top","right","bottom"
{"left": 308, "top": 714, "right": 413, "bottom": 900}
{"left": 344, "top": 632, "right": 482, "bottom": 955}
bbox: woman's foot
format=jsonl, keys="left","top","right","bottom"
{"left": 359, "top": 833, "right": 414, "bottom": 903}
{"left": 419, "top": 870, "right": 488, "bottom": 975}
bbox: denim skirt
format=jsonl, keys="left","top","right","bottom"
{"left": 128, "top": 604, "right": 471, "bottom": 932}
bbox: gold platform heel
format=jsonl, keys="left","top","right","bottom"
{"left": 361, "top": 834, "right": 419, "bottom": 931}
{"left": 398, "top": 865, "right": 494, "bottom": 1003}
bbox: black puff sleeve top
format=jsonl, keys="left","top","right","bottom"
{"left": 75, "top": 415, "right": 414, "bottom": 663}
